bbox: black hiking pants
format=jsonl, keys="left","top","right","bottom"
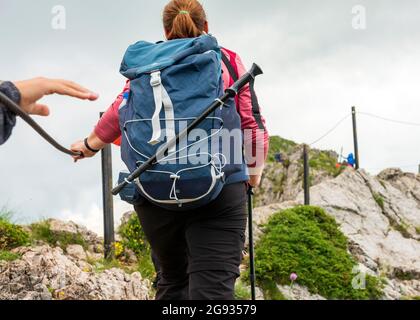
{"left": 134, "top": 182, "right": 248, "bottom": 300}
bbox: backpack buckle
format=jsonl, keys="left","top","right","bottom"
{"left": 150, "top": 71, "right": 162, "bottom": 87}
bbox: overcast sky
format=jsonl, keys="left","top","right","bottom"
{"left": 1, "top": 0, "right": 419, "bottom": 233}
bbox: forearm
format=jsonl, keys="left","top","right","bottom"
{"left": 0, "top": 81, "right": 21, "bottom": 145}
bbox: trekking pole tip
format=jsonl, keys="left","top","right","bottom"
{"left": 111, "top": 182, "right": 126, "bottom": 196}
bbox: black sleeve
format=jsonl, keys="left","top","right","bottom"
{"left": 0, "top": 81, "right": 21, "bottom": 145}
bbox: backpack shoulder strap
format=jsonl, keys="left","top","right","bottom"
{"left": 221, "top": 51, "right": 238, "bottom": 82}
{"left": 221, "top": 49, "right": 266, "bottom": 131}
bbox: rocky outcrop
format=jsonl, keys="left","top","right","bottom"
{"left": 255, "top": 145, "right": 339, "bottom": 207}
{"left": 277, "top": 284, "right": 326, "bottom": 301}
{"left": 250, "top": 166, "right": 420, "bottom": 300}
{"left": 0, "top": 219, "right": 151, "bottom": 300}
{"left": 0, "top": 245, "right": 150, "bottom": 300}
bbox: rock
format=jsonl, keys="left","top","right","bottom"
{"left": 120, "top": 211, "right": 136, "bottom": 227}
{"left": 124, "top": 249, "right": 138, "bottom": 264}
{"left": 86, "top": 251, "right": 103, "bottom": 262}
{"left": 245, "top": 201, "right": 298, "bottom": 245}
{"left": 254, "top": 146, "right": 338, "bottom": 207}
{"left": 88, "top": 244, "right": 104, "bottom": 254}
{"left": 294, "top": 169, "right": 420, "bottom": 278}
{"left": 277, "top": 284, "right": 326, "bottom": 300}
{"left": 247, "top": 163, "right": 420, "bottom": 299}
{"left": 66, "top": 245, "right": 87, "bottom": 261}
{"left": 47, "top": 219, "right": 103, "bottom": 247}
{"left": 255, "top": 287, "right": 264, "bottom": 300}
{"left": 0, "top": 245, "right": 150, "bottom": 300}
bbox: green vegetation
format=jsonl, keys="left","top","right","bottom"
{"left": 30, "top": 221, "right": 87, "bottom": 250}
{"left": 389, "top": 219, "right": 412, "bottom": 239}
{"left": 259, "top": 280, "right": 287, "bottom": 300}
{"left": 90, "top": 258, "right": 123, "bottom": 273}
{"left": 118, "top": 214, "right": 156, "bottom": 283}
{"left": 0, "top": 250, "right": 21, "bottom": 262}
{"left": 415, "top": 226, "right": 420, "bottom": 235}
{"left": 0, "top": 219, "right": 30, "bottom": 251}
{"left": 267, "top": 172, "right": 285, "bottom": 195}
{"left": 136, "top": 254, "right": 156, "bottom": 282}
{"left": 267, "top": 136, "right": 297, "bottom": 163}
{"left": 118, "top": 214, "right": 150, "bottom": 256}
{"left": 234, "top": 279, "right": 252, "bottom": 300}
{"left": 373, "top": 193, "right": 385, "bottom": 211}
{"left": 393, "top": 269, "right": 417, "bottom": 281}
{"left": 0, "top": 207, "right": 14, "bottom": 223}
{"left": 309, "top": 150, "right": 343, "bottom": 177}
{"left": 248, "top": 206, "right": 383, "bottom": 300}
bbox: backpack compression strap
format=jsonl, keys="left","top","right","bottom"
{"left": 149, "top": 71, "right": 176, "bottom": 154}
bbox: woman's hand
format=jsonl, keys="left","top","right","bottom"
{"left": 71, "top": 132, "right": 107, "bottom": 162}
{"left": 13, "top": 77, "right": 99, "bottom": 116}
{"left": 248, "top": 175, "right": 262, "bottom": 188}
{"left": 70, "top": 140, "right": 94, "bottom": 162}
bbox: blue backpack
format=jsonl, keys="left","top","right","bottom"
{"left": 118, "top": 35, "right": 248, "bottom": 211}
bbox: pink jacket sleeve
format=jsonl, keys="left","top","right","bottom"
{"left": 222, "top": 48, "right": 270, "bottom": 176}
{"left": 94, "top": 81, "right": 130, "bottom": 144}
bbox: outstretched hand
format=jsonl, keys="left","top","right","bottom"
{"left": 13, "top": 77, "right": 99, "bottom": 116}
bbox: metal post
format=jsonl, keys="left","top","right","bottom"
{"left": 352, "top": 106, "right": 360, "bottom": 170}
{"left": 303, "top": 145, "right": 310, "bottom": 205}
{"left": 100, "top": 112, "right": 115, "bottom": 260}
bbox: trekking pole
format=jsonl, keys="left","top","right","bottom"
{"left": 112, "top": 63, "right": 264, "bottom": 195}
{"left": 0, "top": 91, "right": 83, "bottom": 157}
{"left": 247, "top": 186, "right": 256, "bottom": 301}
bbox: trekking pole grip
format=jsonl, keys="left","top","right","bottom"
{"left": 227, "top": 63, "right": 263, "bottom": 96}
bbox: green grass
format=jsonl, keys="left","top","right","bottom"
{"left": 0, "top": 219, "right": 30, "bottom": 251}
{"left": 118, "top": 214, "right": 150, "bottom": 256}
{"left": 234, "top": 279, "right": 252, "bottom": 300}
{"left": 30, "top": 221, "right": 87, "bottom": 250}
{"left": 118, "top": 213, "right": 156, "bottom": 283}
{"left": 90, "top": 258, "right": 123, "bottom": 273}
{"left": 248, "top": 206, "right": 383, "bottom": 300}
{"left": 0, "top": 207, "right": 14, "bottom": 223}
{"left": 393, "top": 269, "right": 417, "bottom": 281}
{"left": 136, "top": 253, "right": 156, "bottom": 282}
{"left": 309, "top": 150, "right": 343, "bottom": 177}
{"left": 373, "top": 193, "right": 385, "bottom": 211}
{"left": 267, "top": 136, "right": 297, "bottom": 163}
{"left": 0, "top": 250, "right": 21, "bottom": 262}
{"left": 390, "top": 219, "right": 412, "bottom": 239}
{"left": 415, "top": 226, "right": 420, "bottom": 235}
{"left": 259, "top": 280, "right": 287, "bottom": 300}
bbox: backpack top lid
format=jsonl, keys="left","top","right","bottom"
{"left": 120, "top": 34, "right": 221, "bottom": 80}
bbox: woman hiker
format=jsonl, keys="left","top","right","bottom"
{"left": 71, "top": 0, "right": 269, "bottom": 300}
